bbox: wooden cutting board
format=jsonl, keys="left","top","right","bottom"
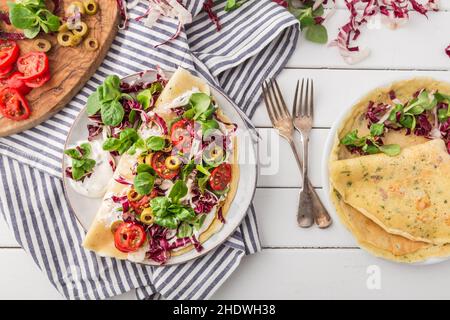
{"left": 0, "top": 0, "right": 119, "bottom": 136}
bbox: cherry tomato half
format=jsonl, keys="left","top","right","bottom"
{"left": 0, "top": 63, "right": 13, "bottom": 77}
{"left": 209, "top": 163, "right": 232, "bottom": 191}
{"left": 114, "top": 222, "right": 146, "bottom": 253}
{"left": 17, "top": 52, "right": 49, "bottom": 81}
{"left": 151, "top": 151, "right": 179, "bottom": 180}
{"left": 24, "top": 70, "right": 50, "bottom": 88}
{"left": 0, "top": 88, "right": 31, "bottom": 121}
{"left": 2, "top": 72, "right": 32, "bottom": 95}
{"left": 170, "top": 119, "right": 194, "bottom": 153}
{"left": 0, "top": 40, "right": 19, "bottom": 69}
{"left": 129, "top": 192, "right": 158, "bottom": 214}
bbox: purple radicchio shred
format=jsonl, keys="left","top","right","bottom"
{"left": 191, "top": 235, "right": 203, "bottom": 252}
{"left": 87, "top": 124, "right": 103, "bottom": 141}
{"left": 147, "top": 225, "right": 171, "bottom": 264}
{"left": 365, "top": 101, "right": 389, "bottom": 125}
{"left": 171, "top": 106, "right": 186, "bottom": 117}
{"left": 389, "top": 90, "right": 396, "bottom": 100}
{"left": 116, "top": 0, "right": 128, "bottom": 29}
{"left": 152, "top": 112, "right": 168, "bottom": 134}
{"left": 119, "top": 79, "right": 162, "bottom": 94}
{"left": 191, "top": 188, "right": 218, "bottom": 214}
{"left": 76, "top": 145, "right": 86, "bottom": 157}
{"left": 154, "top": 22, "right": 182, "bottom": 48}
{"left": 0, "top": 11, "right": 10, "bottom": 24}
{"left": 52, "top": 0, "right": 62, "bottom": 13}
{"left": 169, "top": 237, "right": 192, "bottom": 250}
{"left": 112, "top": 195, "right": 130, "bottom": 212}
{"left": 115, "top": 175, "right": 133, "bottom": 185}
{"left": 88, "top": 114, "right": 103, "bottom": 123}
{"left": 217, "top": 206, "right": 225, "bottom": 224}
{"left": 414, "top": 114, "right": 433, "bottom": 137}
{"left": 0, "top": 31, "right": 25, "bottom": 40}
{"left": 203, "top": 0, "right": 221, "bottom": 31}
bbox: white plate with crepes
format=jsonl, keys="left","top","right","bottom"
{"left": 321, "top": 77, "right": 450, "bottom": 265}
{"left": 63, "top": 68, "right": 258, "bottom": 266}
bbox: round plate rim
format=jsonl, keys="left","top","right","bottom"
{"left": 62, "top": 70, "right": 258, "bottom": 266}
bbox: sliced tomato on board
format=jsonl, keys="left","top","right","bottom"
{"left": 114, "top": 222, "right": 146, "bottom": 253}
{"left": 0, "top": 88, "right": 31, "bottom": 121}
{"left": 151, "top": 151, "right": 179, "bottom": 180}
{"left": 0, "top": 40, "right": 19, "bottom": 69}
{"left": 17, "top": 52, "right": 49, "bottom": 81}
{"left": 5, "top": 72, "right": 32, "bottom": 95}
{"left": 170, "top": 119, "right": 194, "bottom": 153}
{"left": 209, "top": 163, "right": 232, "bottom": 191}
{"left": 24, "top": 70, "right": 50, "bottom": 88}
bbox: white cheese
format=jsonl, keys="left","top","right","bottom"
{"left": 68, "top": 140, "right": 114, "bottom": 198}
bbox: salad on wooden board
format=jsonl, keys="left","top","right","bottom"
{"left": 0, "top": 0, "right": 118, "bottom": 137}
{"left": 64, "top": 68, "right": 239, "bottom": 264}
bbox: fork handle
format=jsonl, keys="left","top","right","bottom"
{"left": 289, "top": 140, "right": 332, "bottom": 228}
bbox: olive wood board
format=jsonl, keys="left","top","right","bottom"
{"left": 0, "top": 0, "right": 119, "bottom": 136}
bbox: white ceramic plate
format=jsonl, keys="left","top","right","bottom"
{"left": 63, "top": 70, "right": 258, "bottom": 266}
{"left": 320, "top": 78, "right": 449, "bottom": 265}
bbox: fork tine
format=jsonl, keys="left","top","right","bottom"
{"left": 262, "top": 81, "right": 277, "bottom": 124}
{"left": 305, "top": 79, "right": 310, "bottom": 117}
{"left": 266, "top": 80, "right": 283, "bottom": 121}
{"left": 272, "top": 79, "right": 290, "bottom": 118}
{"left": 300, "top": 78, "right": 305, "bottom": 116}
{"left": 293, "top": 80, "right": 300, "bottom": 117}
{"left": 309, "top": 78, "right": 314, "bottom": 118}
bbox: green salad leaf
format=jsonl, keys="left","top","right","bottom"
{"left": 64, "top": 142, "right": 96, "bottom": 181}
{"left": 133, "top": 172, "right": 155, "bottom": 195}
{"left": 340, "top": 124, "right": 400, "bottom": 157}
{"left": 102, "top": 128, "right": 140, "bottom": 155}
{"left": 8, "top": 0, "right": 60, "bottom": 39}
{"left": 150, "top": 196, "right": 196, "bottom": 230}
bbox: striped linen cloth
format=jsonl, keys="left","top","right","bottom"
{"left": 0, "top": 0, "right": 299, "bottom": 300}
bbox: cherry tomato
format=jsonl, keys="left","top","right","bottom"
{"left": 24, "top": 70, "right": 50, "bottom": 88}
{"left": 170, "top": 119, "right": 193, "bottom": 153}
{"left": 17, "top": 52, "right": 49, "bottom": 81}
{"left": 151, "top": 151, "right": 179, "bottom": 180}
{"left": 114, "top": 222, "right": 146, "bottom": 253}
{"left": 0, "top": 40, "right": 19, "bottom": 69}
{"left": 3, "top": 72, "right": 32, "bottom": 95}
{"left": 0, "top": 88, "right": 31, "bottom": 121}
{"left": 0, "top": 63, "right": 13, "bottom": 77}
{"left": 130, "top": 194, "right": 151, "bottom": 214}
{"left": 209, "top": 163, "right": 232, "bottom": 191}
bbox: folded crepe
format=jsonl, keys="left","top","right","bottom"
{"left": 330, "top": 139, "right": 450, "bottom": 245}
{"left": 328, "top": 78, "right": 450, "bottom": 262}
{"left": 83, "top": 68, "right": 239, "bottom": 261}
{"left": 330, "top": 191, "right": 450, "bottom": 263}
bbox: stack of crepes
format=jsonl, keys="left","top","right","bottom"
{"left": 328, "top": 78, "right": 450, "bottom": 263}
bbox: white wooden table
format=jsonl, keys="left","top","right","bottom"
{"left": 1, "top": 3, "right": 449, "bottom": 299}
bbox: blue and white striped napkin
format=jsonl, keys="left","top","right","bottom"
{"left": 0, "top": 0, "right": 298, "bottom": 300}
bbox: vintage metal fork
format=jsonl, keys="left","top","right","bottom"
{"left": 262, "top": 78, "right": 332, "bottom": 228}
